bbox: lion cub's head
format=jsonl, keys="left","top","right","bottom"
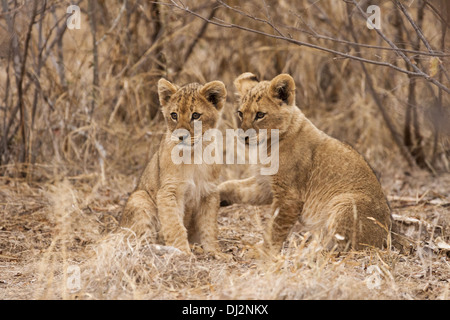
{"left": 158, "top": 79, "right": 227, "bottom": 145}
{"left": 234, "top": 73, "right": 296, "bottom": 144}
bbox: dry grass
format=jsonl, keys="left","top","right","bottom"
{"left": 0, "top": 0, "right": 449, "bottom": 300}
{"left": 0, "top": 169, "right": 449, "bottom": 300}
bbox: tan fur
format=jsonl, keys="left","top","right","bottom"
{"left": 120, "top": 79, "right": 227, "bottom": 256}
{"left": 219, "top": 73, "right": 393, "bottom": 253}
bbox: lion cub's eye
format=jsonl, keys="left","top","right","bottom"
{"left": 191, "top": 112, "right": 201, "bottom": 120}
{"left": 255, "top": 112, "right": 266, "bottom": 120}
{"left": 237, "top": 111, "right": 243, "bottom": 119}
{"left": 170, "top": 113, "right": 178, "bottom": 121}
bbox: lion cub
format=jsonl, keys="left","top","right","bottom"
{"left": 120, "top": 78, "right": 226, "bottom": 256}
{"left": 219, "top": 73, "right": 393, "bottom": 253}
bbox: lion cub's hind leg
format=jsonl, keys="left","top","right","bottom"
{"left": 324, "top": 194, "right": 390, "bottom": 251}
{"left": 121, "top": 190, "right": 161, "bottom": 243}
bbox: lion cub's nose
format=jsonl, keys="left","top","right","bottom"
{"left": 178, "top": 133, "right": 189, "bottom": 141}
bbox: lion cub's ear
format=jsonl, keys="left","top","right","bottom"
{"left": 269, "top": 74, "right": 295, "bottom": 106}
{"left": 158, "top": 78, "right": 179, "bottom": 107}
{"left": 200, "top": 81, "right": 227, "bottom": 110}
{"left": 234, "top": 72, "right": 259, "bottom": 96}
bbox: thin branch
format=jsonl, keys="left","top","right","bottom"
{"left": 396, "top": 0, "right": 449, "bottom": 82}
{"left": 88, "top": 0, "right": 99, "bottom": 115}
{"left": 38, "top": 0, "right": 83, "bottom": 71}
{"left": 96, "top": 0, "right": 127, "bottom": 46}
{"left": 50, "top": 4, "right": 67, "bottom": 90}
{"left": 432, "top": 0, "right": 448, "bottom": 163}
{"left": 1, "top": 52, "right": 12, "bottom": 165}
{"left": 223, "top": 2, "right": 450, "bottom": 57}
{"left": 216, "top": 0, "right": 286, "bottom": 37}
{"left": 346, "top": 4, "right": 417, "bottom": 168}
{"left": 16, "top": 0, "right": 39, "bottom": 166}
{"left": 173, "top": 6, "right": 218, "bottom": 75}
{"left": 424, "top": 0, "right": 450, "bottom": 28}
{"left": 350, "top": 0, "right": 450, "bottom": 94}
{"left": 158, "top": 1, "right": 426, "bottom": 78}
{"left": 31, "top": 0, "right": 47, "bottom": 130}
{"left": 286, "top": 12, "right": 450, "bottom": 57}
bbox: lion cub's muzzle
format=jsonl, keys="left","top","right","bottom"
{"left": 238, "top": 131, "right": 267, "bottom": 146}
{"left": 171, "top": 129, "right": 201, "bottom": 146}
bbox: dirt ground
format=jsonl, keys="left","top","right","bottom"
{"left": 0, "top": 167, "right": 449, "bottom": 300}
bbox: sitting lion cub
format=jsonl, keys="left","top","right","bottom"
{"left": 120, "top": 78, "right": 226, "bottom": 256}
{"left": 219, "top": 72, "right": 393, "bottom": 253}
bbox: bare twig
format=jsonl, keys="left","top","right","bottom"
{"left": 1, "top": 48, "right": 12, "bottom": 166}
{"left": 286, "top": 14, "right": 449, "bottom": 57}
{"left": 96, "top": 0, "right": 127, "bottom": 46}
{"left": 350, "top": 0, "right": 450, "bottom": 94}
{"left": 14, "top": 0, "right": 39, "bottom": 169}
{"left": 424, "top": 0, "right": 450, "bottom": 29}
{"left": 216, "top": 0, "right": 285, "bottom": 37}
{"left": 222, "top": 1, "right": 449, "bottom": 57}
{"left": 158, "top": 0, "right": 450, "bottom": 91}
{"left": 395, "top": 1, "right": 427, "bottom": 169}
{"left": 88, "top": 0, "right": 99, "bottom": 115}
{"left": 50, "top": 4, "right": 68, "bottom": 91}
{"left": 432, "top": 0, "right": 448, "bottom": 163}
{"left": 173, "top": 6, "right": 218, "bottom": 75}
{"left": 345, "top": 4, "right": 417, "bottom": 168}
{"left": 31, "top": 0, "right": 46, "bottom": 129}
{"left": 150, "top": 1, "right": 166, "bottom": 120}
{"left": 396, "top": 0, "right": 449, "bottom": 82}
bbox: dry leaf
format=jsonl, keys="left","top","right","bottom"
{"left": 429, "top": 57, "right": 441, "bottom": 77}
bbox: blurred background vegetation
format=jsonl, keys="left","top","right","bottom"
{"left": 0, "top": 0, "right": 449, "bottom": 182}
